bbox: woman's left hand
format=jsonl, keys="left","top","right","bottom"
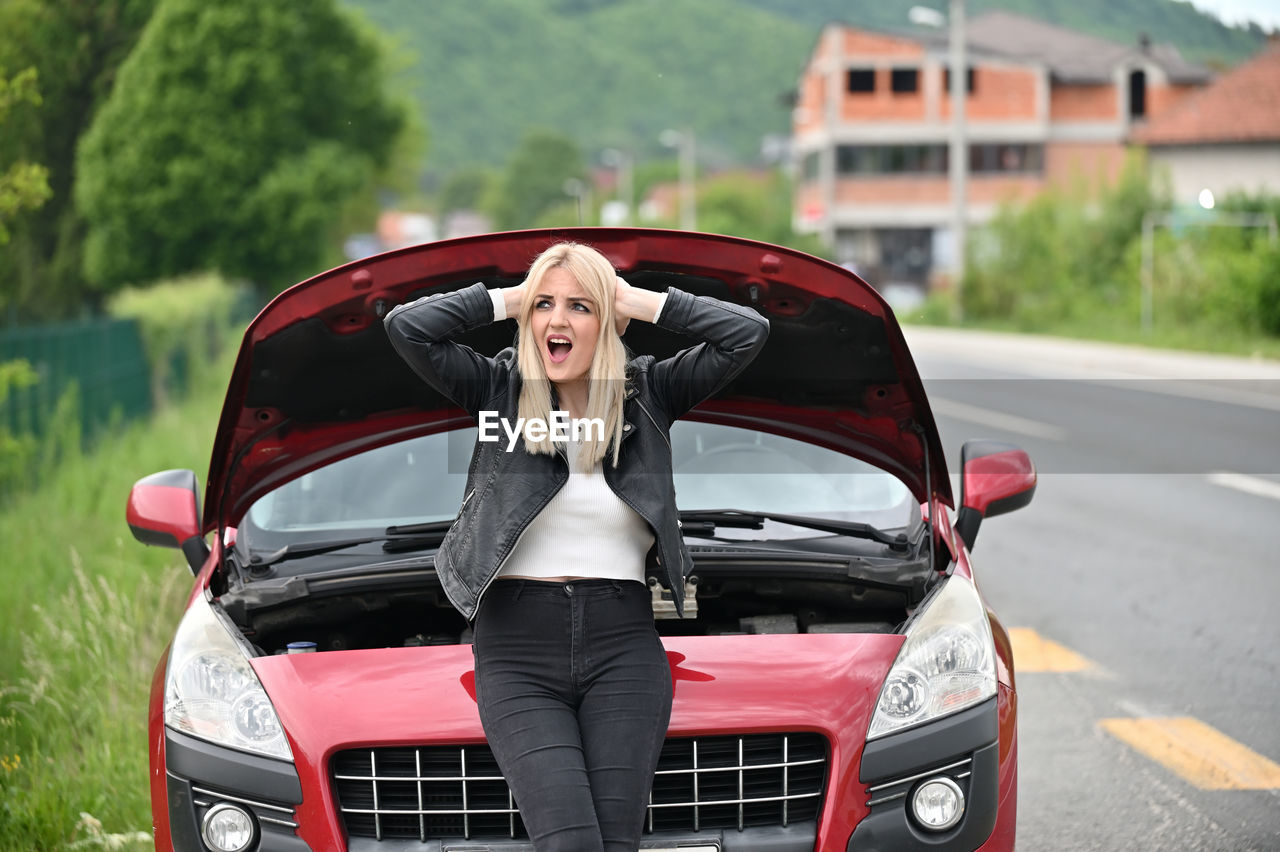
{"left": 614, "top": 276, "right": 633, "bottom": 336}
{"left": 614, "top": 275, "right": 664, "bottom": 336}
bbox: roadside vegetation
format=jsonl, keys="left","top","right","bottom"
{"left": 0, "top": 271, "right": 244, "bottom": 851}
{"left": 0, "top": 342, "right": 234, "bottom": 851}
{"left": 908, "top": 157, "right": 1280, "bottom": 359}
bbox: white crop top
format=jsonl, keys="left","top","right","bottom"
{"left": 496, "top": 439, "right": 654, "bottom": 583}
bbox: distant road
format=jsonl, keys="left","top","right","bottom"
{"left": 904, "top": 326, "right": 1280, "bottom": 851}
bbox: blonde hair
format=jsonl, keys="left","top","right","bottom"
{"left": 515, "top": 242, "right": 627, "bottom": 470}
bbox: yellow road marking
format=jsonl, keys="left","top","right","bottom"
{"left": 1008, "top": 628, "right": 1094, "bottom": 672}
{"left": 1099, "top": 717, "right": 1280, "bottom": 790}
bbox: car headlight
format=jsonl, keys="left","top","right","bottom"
{"left": 867, "top": 574, "right": 996, "bottom": 739}
{"left": 164, "top": 594, "right": 293, "bottom": 761}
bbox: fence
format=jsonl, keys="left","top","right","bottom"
{"left": 1, "top": 317, "right": 152, "bottom": 441}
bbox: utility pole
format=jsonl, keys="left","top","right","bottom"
{"left": 948, "top": 0, "right": 968, "bottom": 320}
{"left": 661, "top": 129, "right": 697, "bottom": 231}
{"left": 601, "top": 148, "right": 634, "bottom": 225}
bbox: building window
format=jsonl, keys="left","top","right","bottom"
{"left": 1129, "top": 70, "right": 1146, "bottom": 118}
{"left": 969, "top": 143, "right": 1043, "bottom": 174}
{"left": 836, "top": 144, "right": 947, "bottom": 175}
{"left": 891, "top": 68, "right": 919, "bottom": 93}
{"left": 943, "top": 66, "right": 976, "bottom": 94}
{"left": 836, "top": 145, "right": 864, "bottom": 173}
{"left": 847, "top": 69, "right": 875, "bottom": 93}
{"left": 836, "top": 143, "right": 1042, "bottom": 176}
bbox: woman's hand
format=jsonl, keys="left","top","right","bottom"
{"left": 613, "top": 275, "right": 661, "bottom": 336}
{"left": 501, "top": 280, "right": 527, "bottom": 320}
{"left": 614, "top": 276, "right": 632, "bottom": 336}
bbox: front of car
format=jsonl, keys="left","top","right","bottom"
{"left": 130, "top": 229, "right": 1028, "bottom": 852}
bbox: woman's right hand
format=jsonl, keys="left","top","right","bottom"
{"left": 501, "top": 280, "right": 527, "bottom": 320}
{"left": 614, "top": 275, "right": 662, "bottom": 328}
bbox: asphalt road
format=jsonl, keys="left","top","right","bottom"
{"left": 903, "top": 327, "right": 1280, "bottom": 851}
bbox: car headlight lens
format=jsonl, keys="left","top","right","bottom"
{"left": 164, "top": 594, "right": 293, "bottom": 761}
{"left": 867, "top": 574, "right": 996, "bottom": 739}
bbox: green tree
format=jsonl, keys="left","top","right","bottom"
{"left": 0, "top": 67, "right": 51, "bottom": 246}
{"left": 697, "top": 171, "right": 826, "bottom": 255}
{"left": 75, "top": 0, "right": 409, "bottom": 294}
{"left": 438, "top": 166, "right": 495, "bottom": 217}
{"left": 486, "top": 131, "right": 586, "bottom": 231}
{"left": 0, "top": 0, "right": 158, "bottom": 319}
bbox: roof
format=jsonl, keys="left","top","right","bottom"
{"left": 1132, "top": 40, "right": 1280, "bottom": 145}
{"left": 963, "top": 10, "right": 1209, "bottom": 85}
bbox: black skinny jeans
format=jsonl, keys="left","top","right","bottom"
{"left": 472, "top": 578, "right": 674, "bottom": 852}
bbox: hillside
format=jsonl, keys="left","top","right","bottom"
{"left": 745, "top": 0, "right": 1268, "bottom": 65}
{"left": 343, "top": 0, "right": 1267, "bottom": 177}
{"left": 345, "top": 0, "right": 812, "bottom": 175}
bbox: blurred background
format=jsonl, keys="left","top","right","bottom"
{"left": 1, "top": 0, "right": 1278, "bottom": 848}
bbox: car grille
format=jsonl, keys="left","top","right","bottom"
{"left": 332, "top": 733, "right": 828, "bottom": 842}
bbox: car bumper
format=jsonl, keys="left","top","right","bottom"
{"left": 151, "top": 637, "right": 1015, "bottom": 852}
{"left": 163, "top": 729, "right": 312, "bottom": 852}
{"left": 849, "top": 696, "right": 1004, "bottom": 851}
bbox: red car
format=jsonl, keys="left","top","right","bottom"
{"left": 128, "top": 229, "right": 1035, "bottom": 852}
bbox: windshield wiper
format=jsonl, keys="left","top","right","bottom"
{"left": 678, "top": 509, "right": 913, "bottom": 552}
{"left": 246, "top": 519, "right": 455, "bottom": 567}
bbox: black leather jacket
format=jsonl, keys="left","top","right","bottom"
{"left": 384, "top": 282, "right": 769, "bottom": 620}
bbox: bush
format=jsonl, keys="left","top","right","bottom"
{"left": 958, "top": 153, "right": 1280, "bottom": 346}
{"left": 962, "top": 154, "right": 1163, "bottom": 329}
{"left": 107, "top": 272, "right": 249, "bottom": 404}
{"left": 0, "top": 346, "right": 231, "bottom": 850}
{"left": 0, "top": 359, "right": 38, "bottom": 488}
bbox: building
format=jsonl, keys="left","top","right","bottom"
{"left": 791, "top": 10, "right": 1209, "bottom": 289}
{"left": 1131, "top": 40, "right": 1280, "bottom": 204}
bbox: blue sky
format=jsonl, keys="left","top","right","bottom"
{"left": 1186, "top": 0, "right": 1280, "bottom": 29}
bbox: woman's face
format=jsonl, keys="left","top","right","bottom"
{"left": 529, "top": 266, "right": 601, "bottom": 387}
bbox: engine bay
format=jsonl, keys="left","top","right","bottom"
{"left": 220, "top": 563, "right": 922, "bottom": 657}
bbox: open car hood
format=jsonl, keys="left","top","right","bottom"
{"left": 205, "top": 228, "right": 950, "bottom": 531}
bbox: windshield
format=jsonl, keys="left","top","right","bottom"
{"left": 240, "top": 422, "right": 914, "bottom": 545}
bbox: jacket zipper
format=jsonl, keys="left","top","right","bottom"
{"left": 625, "top": 397, "right": 687, "bottom": 596}
{"left": 468, "top": 462, "right": 569, "bottom": 620}
{"left": 633, "top": 397, "right": 671, "bottom": 450}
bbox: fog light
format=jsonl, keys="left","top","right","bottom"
{"left": 201, "top": 803, "right": 256, "bottom": 852}
{"left": 911, "top": 777, "right": 964, "bottom": 831}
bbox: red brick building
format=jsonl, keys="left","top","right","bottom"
{"left": 791, "top": 11, "right": 1209, "bottom": 288}
{"left": 1131, "top": 40, "right": 1280, "bottom": 205}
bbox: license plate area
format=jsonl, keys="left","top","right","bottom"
{"left": 445, "top": 842, "right": 720, "bottom": 852}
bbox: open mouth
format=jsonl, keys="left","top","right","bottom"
{"left": 547, "top": 336, "right": 573, "bottom": 364}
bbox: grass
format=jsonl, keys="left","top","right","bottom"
{"left": 903, "top": 294, "right": 1280, "bottom": 361}
{"left": 0, "top": 348, "right": 234, "bottom": 851}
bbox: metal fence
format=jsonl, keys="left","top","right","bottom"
{"left": 0, "top": 317, "right": 152, "bottom": 440}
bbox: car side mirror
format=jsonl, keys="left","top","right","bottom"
{"left": 954, "top": 441, "right": 1036, "bottom": 552}
{"left": 126, "top": 469, "right": 210, "bottom": 574}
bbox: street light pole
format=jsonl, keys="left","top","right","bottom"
{"left": 563, "top": 178, "right": 587, "bottom": 226}
{"left": 661, "top": 128, "right": 697, "bottom": 231}
{"left": 601, "top": 148, "right": 634, "bottom": 225}
{"left": 948, "top": 0, "right": 967, "bottom": 320}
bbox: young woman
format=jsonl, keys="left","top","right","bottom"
{"left": 384, "top": 241, "right": 769, "bottom": 851}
